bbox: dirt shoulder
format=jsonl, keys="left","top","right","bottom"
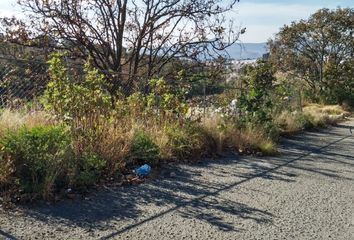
{"left": 1, "top": 119, "right": 354, "bottom": 240}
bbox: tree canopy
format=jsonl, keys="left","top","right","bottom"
{"left": 269, "top": 7, "right": 354, "bottom": 103}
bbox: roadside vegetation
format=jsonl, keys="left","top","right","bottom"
{"left": 0, "top": 5, "right": 353, "bottom": 203}
{"left": 0, "top": 54, "right": 350, "bottom": 202}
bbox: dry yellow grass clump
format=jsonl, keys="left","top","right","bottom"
{"left": 227, "top": 127, "right": 277, "bottom": 156}
{"left": 0, "top": 109, "right": 54, "bottom": 137}
{"left": 276, "top": 104, "right": 349, "bottom": 135}
{"left": 304, "top": 103, "right": 346, "bottom": 114}
{"left": 303, "top": 104, "right": 349, "bottom": 126}
{"left": 93, "top": 125, "right": 133, "bottom": 174}
{"left": 201, "top": 117, "right": 277, "bottom": 156}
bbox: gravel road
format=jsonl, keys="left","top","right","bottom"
{"left": 1, "top": 119, "right": 354, "bottom": 240}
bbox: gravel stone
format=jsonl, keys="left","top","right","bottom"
{"left": 1, "top": 120, "right": 354, "bottom": 240}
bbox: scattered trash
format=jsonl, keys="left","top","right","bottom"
{"left": 65, "top": 188, "right": 77, "bottom": 199}
{"left": 133, "top": 164, "right": 151, "bottom": 176}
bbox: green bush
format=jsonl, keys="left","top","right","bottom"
{"left": 130, "top": 130, "right": 160, "bottom": 165}
{"left": 163, "top": 125, "right": 192, "bottom": 160}
{"left": 74, "top": 151, "right": 106, "bottom": 189}
{"left": 147, "top": 78, "right": 189, "bottom": 121}
{"left": 163, "top": 123, "right": 215, "bottom": 160}
{"left": 239, "top": 60, "right": 276, "bottom": 124}
{"left": 42, "top": 52, "right": 112, "bottom": 132}
{"left": 0, "top": 125, "right": 71, "bottom": 199}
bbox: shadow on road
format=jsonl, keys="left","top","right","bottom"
{"left": 15, "top": 122, "right": 354, "bottom": 239}
{"left": 0, "top": 229, "right": 18, "bottom": 240}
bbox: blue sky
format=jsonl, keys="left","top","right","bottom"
{"left": 1, "top": 0, "right": 354, "bottom": 43}
{"left": 234, "top": 0, "right": 354, "bottom": 42}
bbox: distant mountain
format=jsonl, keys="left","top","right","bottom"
{"left": 226, "top": 42, "right": 268, "bottom": 60}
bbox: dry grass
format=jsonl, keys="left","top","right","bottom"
{"left": 0, "top": 109, "right": 54, "bottom": 138}
{"left": 275, "top": 111, "right": 304, "bottom": 134}
{"left": 95, "top": 126, "right": 133, "bottom": 174}
{"left": 148, "top": 126, "right": 172, "bottom": 160}
{"left": 304, "top": 104, "right": 348, "bottom": 116}
{"left": 231, "top": 127, "right": 277, "bottom": 155}
{"left": 303, "top": 104, "right": 348, "bottom": 126}
{"left": 149, "top": 121, "right": 217, "bottom": 161}
{"left": 202, "top": 118, "right": 277, "bottom": 155}
{"left": 276, "top": 104, "right": 349, "bottom": 134}
{"left": 201, "top": 117, "right": 225, "bottom": 154}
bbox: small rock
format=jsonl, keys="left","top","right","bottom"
{"left": 170, "top": 172, "right": 177, "bottom": 177}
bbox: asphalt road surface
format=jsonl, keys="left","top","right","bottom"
{"left": 1, "top": 119, "right": 354, "bottom": 240}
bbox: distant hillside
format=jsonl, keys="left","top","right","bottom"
{"left": 226, "top": 42, "right": 268, "bottom": 60}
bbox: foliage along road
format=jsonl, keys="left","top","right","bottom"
{"left": 1, "top": 119, "right": 354, "bottom": 240}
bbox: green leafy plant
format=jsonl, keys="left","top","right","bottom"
{"left": 161, "top": 123, "right": 214, "bottom": 160}
{"left": 239, "top": 60, "right": 276, "bottom": 125}
{"left": 42, "top": 53, "right": 114, "bottom": 183}
{"left": 74, "top": 151, "right": 107, "bottom": 189}
{"left": 147, "top": 78, "right": 189, "bottom": 121}
{"left": 130, "top": 130, "right": 160, "bottom": 165}
{"left": 42, "top": 52, "right": 112, "bottom": 132}
{"left": 127, "top": 92, "right": 146, "bottom": 119}
{"left": 0, "top": 125, "right": 71, "bottom": 199}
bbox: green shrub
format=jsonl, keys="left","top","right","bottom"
{"left": 0, "top": 125, "right": 71, "bottom": 199}
{"left": 162, "top": 123, "right": 215, "bottom": 160}
{"left": 239, "top": 60, "right": 275, "bottom": 124}
{"left": 147, "top": 78, "right": 189, "bottom": 121}
{"left": 163, "top": 125, "right": 192, "bottom": 160}
{"left": 130, "top": 130, "right": 160, "bottom": 165}
{"left": 74, "top": 151, "right": 106, "bottom": 189}
{"left": 127, "top": 92, "right": 146, "bottom": 119}
{"left": 42, "top": 52, "right": 112, "bottom": 132}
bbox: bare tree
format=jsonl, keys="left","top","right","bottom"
{"left": 2, "top": 0, "right": 240, "bottom": 96}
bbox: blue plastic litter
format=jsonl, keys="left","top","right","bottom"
{"left": 134, "top": 164, "right": 151, "bottom": 176}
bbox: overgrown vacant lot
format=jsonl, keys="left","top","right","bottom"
{"left": 0, "top": 54, "right": 351, "bottom": 204}
{"left": 0, "top": 100, "right": 350, "bottom": 203}
{"left": 0, "top": 2, "right": 353, "bottom": 239}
